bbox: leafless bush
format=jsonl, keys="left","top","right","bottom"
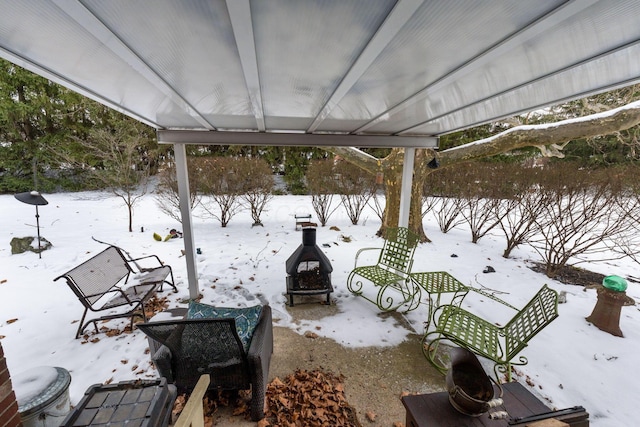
{"left": 197, "top": 157, "right": 245, "bottom": 227}
{"left": 155, "top": 159, "right": 202, "bottom": 223}
{"left": 306, "top": 159, "right": 340, "bottom": 226}
{"left": 433, "top": 197, "right": 465, "bottom": 233}
{"left": 421, "top": 193, "right": 439, "bottom": 219}
{"left": 424, "top": 166, "right": 465, "bottom": 233}
{"left": 457, "top": 164, "right": 510, "bottom": 243}
{"left": 334, "top": 161, "right": 376, "bottom": 225}
{"left": 67, "top": 120, "right": 153, "bottom": 232}
{"left": 368, "top": 191, "right": 385, "bottom": 222}
{"left": 527, "top": 163, "right": 630, "bottom": 278}
{"left": 497, "top": 165, "right": 548, "bottom": 258}
{"left": 237, "top": 158, "right": 274, "bottom": 226}
{"left": 605, "top": 164, "right": 640, "bottom": 266}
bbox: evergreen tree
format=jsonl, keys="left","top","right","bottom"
{"left": 0, "top": 59, "right": 87, "bottom": 191}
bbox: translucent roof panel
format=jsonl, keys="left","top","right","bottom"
{"left": 1, "top": 0, "right": 639, "bottom": 145}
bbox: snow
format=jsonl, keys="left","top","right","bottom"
{"left": 446, "top": 99, "right": 640, "bottom": 152}
{"left": 1, "top": 190, "right": 638, "bottom": 425}
{"left": 12, "top": 366, "right": 60, "bottom": 407}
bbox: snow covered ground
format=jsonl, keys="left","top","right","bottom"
{"left": 1, "top": 190, "right": 638, "bottom": 425}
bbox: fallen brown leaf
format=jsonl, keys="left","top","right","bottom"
{"left": 264, "top": 369, "right": 361, "bottom": 426}
{"left": 171, "top": 388, "right": 253, "bottom": 423}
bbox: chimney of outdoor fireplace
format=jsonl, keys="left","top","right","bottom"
{"left": 302, "top": 226, "right": 317, "bottom": 246}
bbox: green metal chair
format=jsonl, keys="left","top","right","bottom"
{"left": 347, "top": 227, "right": 421, "bottom": 312}
{"left": 422, "top": 284, "right": 559, "bottom": 382}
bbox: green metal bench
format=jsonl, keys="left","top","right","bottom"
{"left": 422, "top": 284, "right": 559, "bottom": 382}
{"left": 347, "top": 227, "right": 421, "bottom": 312}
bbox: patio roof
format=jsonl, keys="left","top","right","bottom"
{"left": 2, "top": 0, "right": 639, "bottom": 298}
{"left": 1, "top": 0, "right": 639, "bottom": 146}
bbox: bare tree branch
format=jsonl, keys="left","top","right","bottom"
{"left": 439, "top": 100, "right": 640, "bottom": 165}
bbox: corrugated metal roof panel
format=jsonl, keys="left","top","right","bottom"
{"left": 0, "top": 0, "right": 638, "bottom": 142}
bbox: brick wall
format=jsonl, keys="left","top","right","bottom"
{"left": 0, "top": 343, "right": 22, "bottom": 427}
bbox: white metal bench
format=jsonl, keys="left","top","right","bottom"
{"left": 55, "top": 245, "right": 176, "bottom": 338}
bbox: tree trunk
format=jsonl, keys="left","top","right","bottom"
{"left": 380, "top": 150, "right": 402, "bottom": 238}
{"left": 378, "top": 148, "right": 433, "bottom": 241}
{"left": 329, "top": 147, "right": 433, "bottom": 241}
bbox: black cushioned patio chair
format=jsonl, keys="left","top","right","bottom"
{"left": 137, "top": 305, "right": 273, "bottom": 421}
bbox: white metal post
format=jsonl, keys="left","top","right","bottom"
{"left": 174, "top": 144, "right": 199, "bottom": 300}
{"left": 398, "top": 147, "right": 415, "bottom": 228}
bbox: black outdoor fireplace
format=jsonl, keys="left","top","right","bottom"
{"left": 285, "top": 227, "right": 333, "bottom": 306}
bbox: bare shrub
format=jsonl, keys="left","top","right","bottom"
{"left": 497, "top": 165, "right": 548, "bottom": 258}
{"left": 421, "top": 192, "right": 438, "bottom": 219}
{"left": 155, "top": 159, "right": 202, "bottom": 223}
{"left": 605, "top": 164, "right": 640, "bottom": 266}
{"left": 197, "top": 157, "right": 245, "bottom": 227}
{"left": 368, "top": 191, "right": 385, "bottom": 222}
{"left": 238, "top": 158, "right": 275, "bottom": 226}
{"left": 424, "top": 166, "right": 465, "bottom": 233}
{"left": 68, "top": 120, "right": 153, "bottom": 232}
{"left": 527, "top": 163, "right": 630, "bottom": 278}
{"left": 433, "top": 197, "right": 465, "bottom": 233}
{"left": 335, "top": 161, "right": 376, "bottom": 225}
{"left": 457, "top": 163, "right": 509, "bottom": 243}
{"left": 306, "top": 159, "right": 340, "bottom": 226}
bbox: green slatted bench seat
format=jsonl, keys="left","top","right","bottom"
{"left": 347, "top": 227, "right": 421, "bottom": 312}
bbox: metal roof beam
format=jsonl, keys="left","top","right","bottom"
{"left": 157, "top": 130, "right": 437, "bottom": 148}
{"left": 356, "top": 0, "right": 600, "bottom": 134}
{"left": 226, "top": 0, "right": 265, "bottom": 131}
{"left": 407, "top": 38, "right": 640, "bottom": 135}
{"left": 52, "top": 0, "right": 215, "bottom": 130}
{"left": 0, "top": 45, "right": 161, "bottom": 128}
{"left": 306, "top": 0, "right": 425, "bottom": 133}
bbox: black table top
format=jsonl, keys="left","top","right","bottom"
{"left": 402, "top": 382, "right": 551, "bottom": 427}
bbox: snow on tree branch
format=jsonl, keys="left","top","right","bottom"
{"left": 439, "top": 100, "right": 640, "bottom": 165}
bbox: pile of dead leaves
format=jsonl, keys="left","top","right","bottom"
{"left": 170, "top": 369, "right": 362, "bottom": 426}
{"left": 143, "top": 295, "right": 170, "bottom": 318}
{"left": 172, "top": 389, "right": 251, "bottom": 426}
{"left": 529, "top": 262, "right": 604, "bottom": 287}
{"left": 261, "top": 369, "right": 361, "bottom": 427}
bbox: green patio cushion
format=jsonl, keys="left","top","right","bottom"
{"left": 186, "top": 301, "right": 262, "bottom": 352}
